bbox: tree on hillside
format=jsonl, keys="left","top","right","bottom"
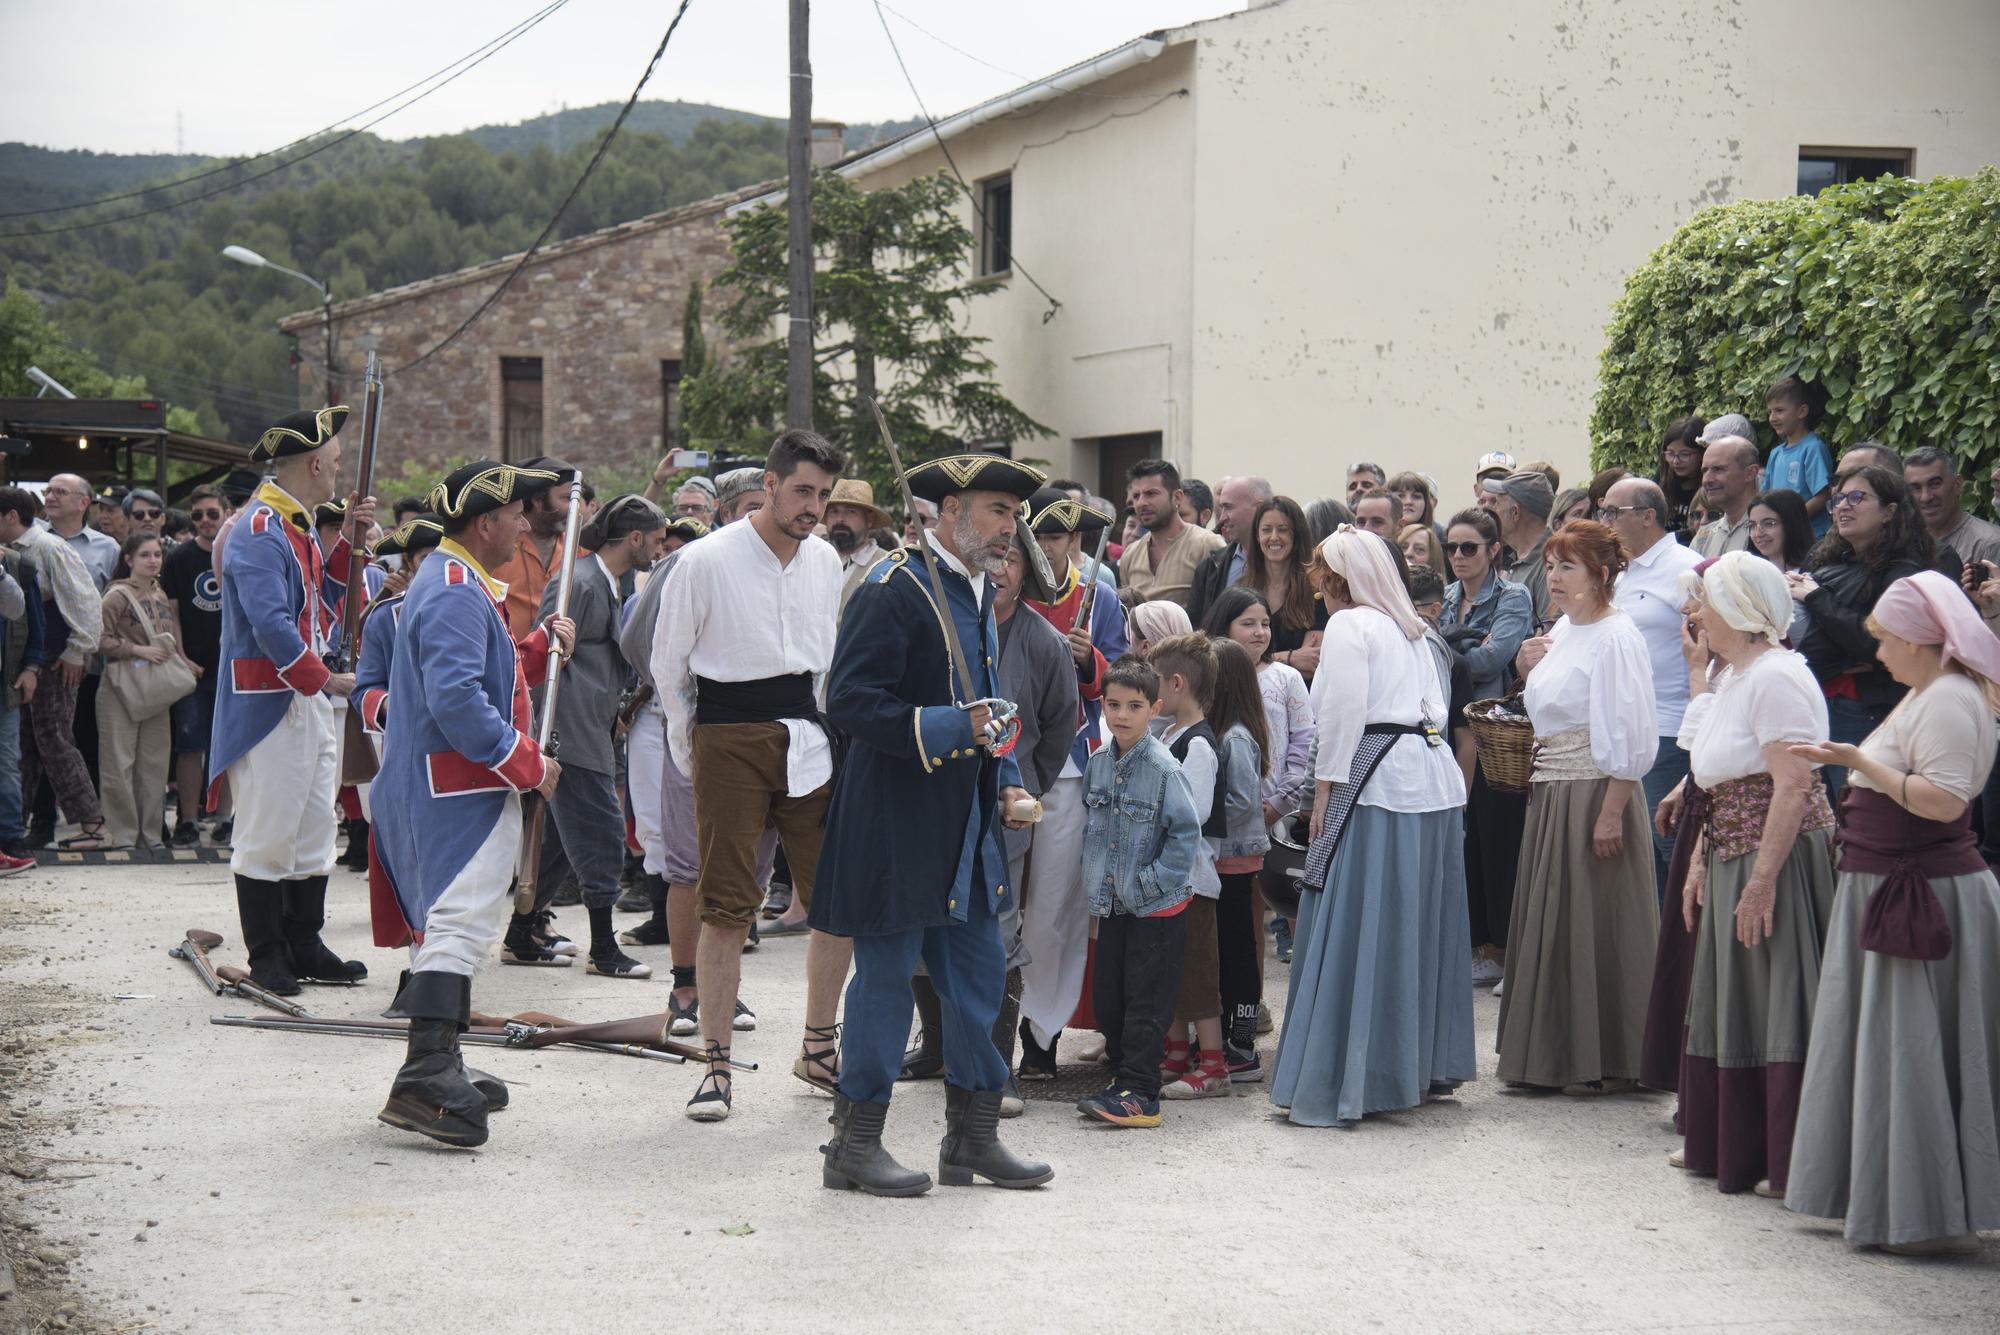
{"left": 680, "top": 170, "right": 1049, "bottom": 491}
{"left": 1592, "top": 168, "right": 2000, "bottom": 479}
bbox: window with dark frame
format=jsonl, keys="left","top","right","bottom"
{"left": 978, "top": 173, "right": 1013, "bottom": 277}
{"left": 660, "top": 358, "right": 683, "bottom": 452}
{"left": 500, "top": 356, "right": 543, "bottom": 464}
{"left": 1797, "top": 149, "right": 1910, "bottom": 196}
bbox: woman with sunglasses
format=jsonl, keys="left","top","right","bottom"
{"left": 1438, "top": 506, "right": 1534, "bottom": 988}
{"left": 1786, "top": 465, "right": 1933, "bottom": 795}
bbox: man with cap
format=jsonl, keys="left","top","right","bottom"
{"left": 209, "top": 406, "right": 375, "bottom": 995}
{"left": 1473, "top": 450, "right": 1516, "bottom": 501}
{"left": 712, "top": 466, "right": 767, "bottom": 525}
{"left": 652, "top": 430, "right": 854, "bottom": 1122}
{"left": 510, "top": 493, "right": 665, "bottom": 979}
{"left": 93, "top": 488, "right": 131, "bottom": 548}
{"left": 810, "top": 452, "right": 1053, "bottom": 1197}
{"left": 824, "top": 478, "right": 892, "bottom": 608}
{"left": 1016, "top": 487, "right": 1129, "bottom": 1077}
{"left": 370, "top": 462, "right": 572, "bottom": 1146}
{"left": 492, "top": 456, "right": 577, "bottom": 642}
{"left": 1479, "top": 468, "right": 1556, "bottom": 623}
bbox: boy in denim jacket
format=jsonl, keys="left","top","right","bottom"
{"left": 1074, "top": 657, "right": 1204, "bottom": 1127}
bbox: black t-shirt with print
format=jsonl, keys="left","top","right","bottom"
{"left": 161, "top": 540, "right": 222, "bottom": 671}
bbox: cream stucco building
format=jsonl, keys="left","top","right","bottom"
{"left": 774, "top": 0, "right": 2000, "bottom": 504}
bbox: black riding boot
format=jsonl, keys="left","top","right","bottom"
{"left": 386, "top": 972, "right": 508, "bottom": 1111}
{"left": 336, "top": 817, "right": 370, "bottom": 871}
{"left": 821, "top": 1094, "right": 931, "bottom": 1196}
{"left": 378, "top": 971, "right": 488, "bottom": 1147}
{"left": 279, "top": 875, "right": 367, "bottom": 983}
{"left": 898, "top": 972, "right": 944, "bottom": 1080}
{"left": 939, "top": 1085, "right": 1054, "bottom": 1189}
{"left": 234, "top": 876, "right": 300, "bottom": 996}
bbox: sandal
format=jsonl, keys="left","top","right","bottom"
{"left": 56, "top": 822, "right": 107, "bottom": 851}
{"left": 793, "top": 1023, "right": 840, "bottom": 1095}
{"left": 685, "top": 1042, "right": 733, "bottom": 1122}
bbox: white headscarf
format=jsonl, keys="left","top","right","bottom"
{"left": 1130, "top": 600, "right": 1193, "bottom": 646}
{"left": 1701, "top": 550, "right": 1792, "bottom": 647}
{"left": 1320, "top": 527, "right": 1425, "bottom": 641}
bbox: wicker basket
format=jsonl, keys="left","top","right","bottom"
{"left": 1464, "top": 691, "right": 1535, "bottom": 794}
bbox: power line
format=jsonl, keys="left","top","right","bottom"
{"left": 871, "top": 1, "right": 1062, "bottom": 323}
{"left": 875, "top": 2, "right": 1156, "bottom": 102}
{"left": 0, "top": 0, "right": 573, "bottom": 239}
{"left": 390, "top": 0, "right": 696, "bottom": 376}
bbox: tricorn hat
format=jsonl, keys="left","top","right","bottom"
{"left": 904, "top": 454, "right": 1046, "bottom": 505}
{"left": 251, "top": 405, "right": 349, "bottom": 464}
{"left": 663, "top": 516, "right": 710, "bottom": 545}
{"left": 426, "top": 461, "right": 562, "bottom": 521}
{"left": 1025, "top": 486, "right": 1112, "bottom": 535}
{"left": 372, "top": 513, "right": 444, "bottom": 559}
{"left": 313, "top": 497, "right": 347, "bottom": 528}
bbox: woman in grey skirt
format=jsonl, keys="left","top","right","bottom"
{"left": 1269, "top": 528, "right": 1473, "bottom": 1127}
{"left": 1655, "top": 552, "right": 1835, "bottom": 1196}
{"left": 1498, "top": 520, "right": 1659, "bottom": 1094}
{"left": 1786, "top": 570, "right": 2000, "bottom": 1256}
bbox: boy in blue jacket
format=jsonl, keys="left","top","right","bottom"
{"left": 1075, "top": 656, "right": 1204, "bottom": 1127}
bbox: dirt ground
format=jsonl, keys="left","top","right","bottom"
{"left": 1, "top": 859, "right": 1994, "bottom": 1335}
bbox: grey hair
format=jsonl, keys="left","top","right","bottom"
{"left": 1346, "top": 462, "right": 1386, "bottom": 485}
{"left": 1624, "top": 478, "right": 1672, "bottom": 530}
{"left": 1232, "top": 475, "right": 1275, "bottom": 503}
{"left": 1903, "top": 444, "right": 1958, "bottom": 477}
{"left": 1839, "top": 440, "right": 1902, "bottom": 478}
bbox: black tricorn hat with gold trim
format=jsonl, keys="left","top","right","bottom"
{"left": 372, "top": 514, "right": 444, "bottom": 559}
{"left": 1025, "top": 486, "right": 1112, "bottom": 535}
{"left": 904, "top": 453, "right": 1046, "bottom": 505}
{"left": 663, "top": 516, "right": 710, "bottom": 544}
{"left": 427, "top": 460, "right": 562, "bottom": 521}
{"left": 251, "top": 405, "right": 349, "bottom": 464}
{"left": 313, "top": 497, "right": 347, "bottom": 528}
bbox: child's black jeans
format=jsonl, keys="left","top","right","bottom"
{"left": 1093, "top": 906, "right": 1188, "bottom": 1099}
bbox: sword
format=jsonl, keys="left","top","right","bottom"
{"left": 863, "top": 396, "right": 1018, "bottom": 749}
{"left": 513, "top": 474, "right": 585, "bottom": 914}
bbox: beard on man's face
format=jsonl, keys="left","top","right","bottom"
{"left": 827, "top": 521, "right": 860, "bottom": 554}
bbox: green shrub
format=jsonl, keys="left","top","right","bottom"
{"left": 1591, "top": 168, "right": 2000, "bottom": 487}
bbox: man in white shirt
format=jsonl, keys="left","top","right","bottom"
{"left": 652, "top": 430, "right": 851, "bottom": 1122}
{"left": 1603, "top": 477, "right": 1703, "bottom": 890}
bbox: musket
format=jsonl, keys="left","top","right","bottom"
{"left": 513, "top": 474, "right": 586, "bottom": 914}
{"left": 338, "top": 351, "right": 385, "bottom": 786}
{"left": 861, "top": 396, "right": 1017, "bottom": 747}
{"left": 215, "top": 964, "right": 311, "bottom": 1018}
{"left": 1078, "top": 513, "right": 1115, "bottom": 627}
{"left": 168, "top": 928, "right": 225, "bottom": 996}
{"left": 210, "top": 1014, "right": 685, "bottom": 1064}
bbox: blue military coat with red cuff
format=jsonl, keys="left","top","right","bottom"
{"left": 371, "top": 543, "right": 550, "bottom": 934}
{"left": 353, "top": 593, "right": 401, "bottom": 736}
{"left": 207, "top": 485, "right": 351, "bottom": 796}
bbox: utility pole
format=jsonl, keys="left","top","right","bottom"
{"left": 785, "top": 0, "right": 814, "bottom": 429}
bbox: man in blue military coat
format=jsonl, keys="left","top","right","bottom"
{"left": 809, "top": 453, "right": 1055, "bottom": 1197}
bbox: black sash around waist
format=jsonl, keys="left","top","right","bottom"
{"left": 695, "top": 673, "right": 817, "bottom": 725}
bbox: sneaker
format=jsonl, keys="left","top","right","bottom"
{"left": 998, "top": 1076, "right": 1026, "bottom": 1118}
{"left": 0, "top": 852, "right": 32, "bottom": 877}
{"left": 618, "top": 917, "right": 669, "bottom": 947}
{"left": 1076, "top": 1086, "right": 1162, "bottom": 1128}
{"left": 761, "top": 881, "right": 793, "bottom": 920}
{"left": 1224, "top": 1043, "right": 1263, "bottom": 1083}
{"left": 1255, "top": 1001, "right": 1274, "bottom": 1035}
{"left": 170, "top": 820, "right": 200, "bottom": 849}
{"left": 614, "top": 883, "right": 652, "bottom": 913}
{"left": 1272, "top": 918, "right": 1294, "bottom": 963}
{"left": 550, "top": 880, "right": 583, "bottom": 908}
{"left": 586, "top": 948, "right": 652, "bottom": 978}
{"left": 732, "top": 999, "right": 757, "bottom": 1032}
{"left": 1163, "top": 1066, "right": 1231, "bottom": 1100}
{"left": 1470, "top": 956, "right": 1504, "bottom": 986}
{"left": 208, "top": 818, "right": 233, "bottom": 847}
{"left": 668, "top": 992, "right": 699, "bottom": 1036}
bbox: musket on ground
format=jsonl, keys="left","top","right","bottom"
{"left": 512, "top": 473, "right": 586, "bottom": 915}
{"left": 861, "top": 396, "right": 1019, "bottom": 750}
{"left": 338, "top": 351, "right": 385, "bottom": 786}
{"left": 211, "top": 1014, "right": 684, "bottom": 1064}
{"left": 214, "top": 964, "right": 311, "bottom": 1018}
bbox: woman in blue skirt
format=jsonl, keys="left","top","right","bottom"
{"left": 1270, "top": 528, "right": 1475, "bottom": 1126}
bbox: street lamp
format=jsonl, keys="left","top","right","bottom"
{"left": 223, "top": 244, "right": 338, "bottom": 403}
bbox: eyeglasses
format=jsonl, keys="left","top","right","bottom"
{"left": 1830, "top": 489, "right": 1875, "bottom": 509}
{"left": 1444, "top": 541, "right": 1487, "bottom": 557}
{"left": 128, "top": 507, "right": 162, "bottom": 521}
{"left": 1663, "top": 449, "right": 1700, "bottom": 464}
{"left": 1594, "top": 505, "right": 1639, "bottom": 520}
{"left": 192, "top": 508, "right": 224, "bottom": 521}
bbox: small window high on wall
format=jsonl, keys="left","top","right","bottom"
{"left": 1797, "top": 148, "right": 1910, "bottom": 195}
{"left": 979, "top": 173, "right": 1013, "bottom": 277}
{"left": 501, "top": 356, "right": 543, "bottom": 464}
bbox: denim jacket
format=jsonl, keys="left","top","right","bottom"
{"left": 1212, "top": 723, "right": 1272, "bottom": 861}
{"left": 1079, "top": 732, "right": 1203, "bottom": 917}
{"left": 1441, "top": 571, "right": 1533, "bottom": 702}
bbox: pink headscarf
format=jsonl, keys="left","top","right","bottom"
{"left": 1319, "top": 527, "right": 1425, "bottom": 641}
{"left": 1871, "top": 569, "right": 2000, "bottom": 695}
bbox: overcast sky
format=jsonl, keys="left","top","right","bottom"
{"left": 4, "top": 0, "right": 1246, "bottom": 156}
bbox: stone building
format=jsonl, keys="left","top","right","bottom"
{"left": 278, "top": 180, "right": 773, "bottom": 481}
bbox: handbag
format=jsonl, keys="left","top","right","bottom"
{"left": 102, "top": 587, "right": 198, "bottom": 720}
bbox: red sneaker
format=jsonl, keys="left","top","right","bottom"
{"left": 0, "top": 852, "right": 34, "bottom": 876}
